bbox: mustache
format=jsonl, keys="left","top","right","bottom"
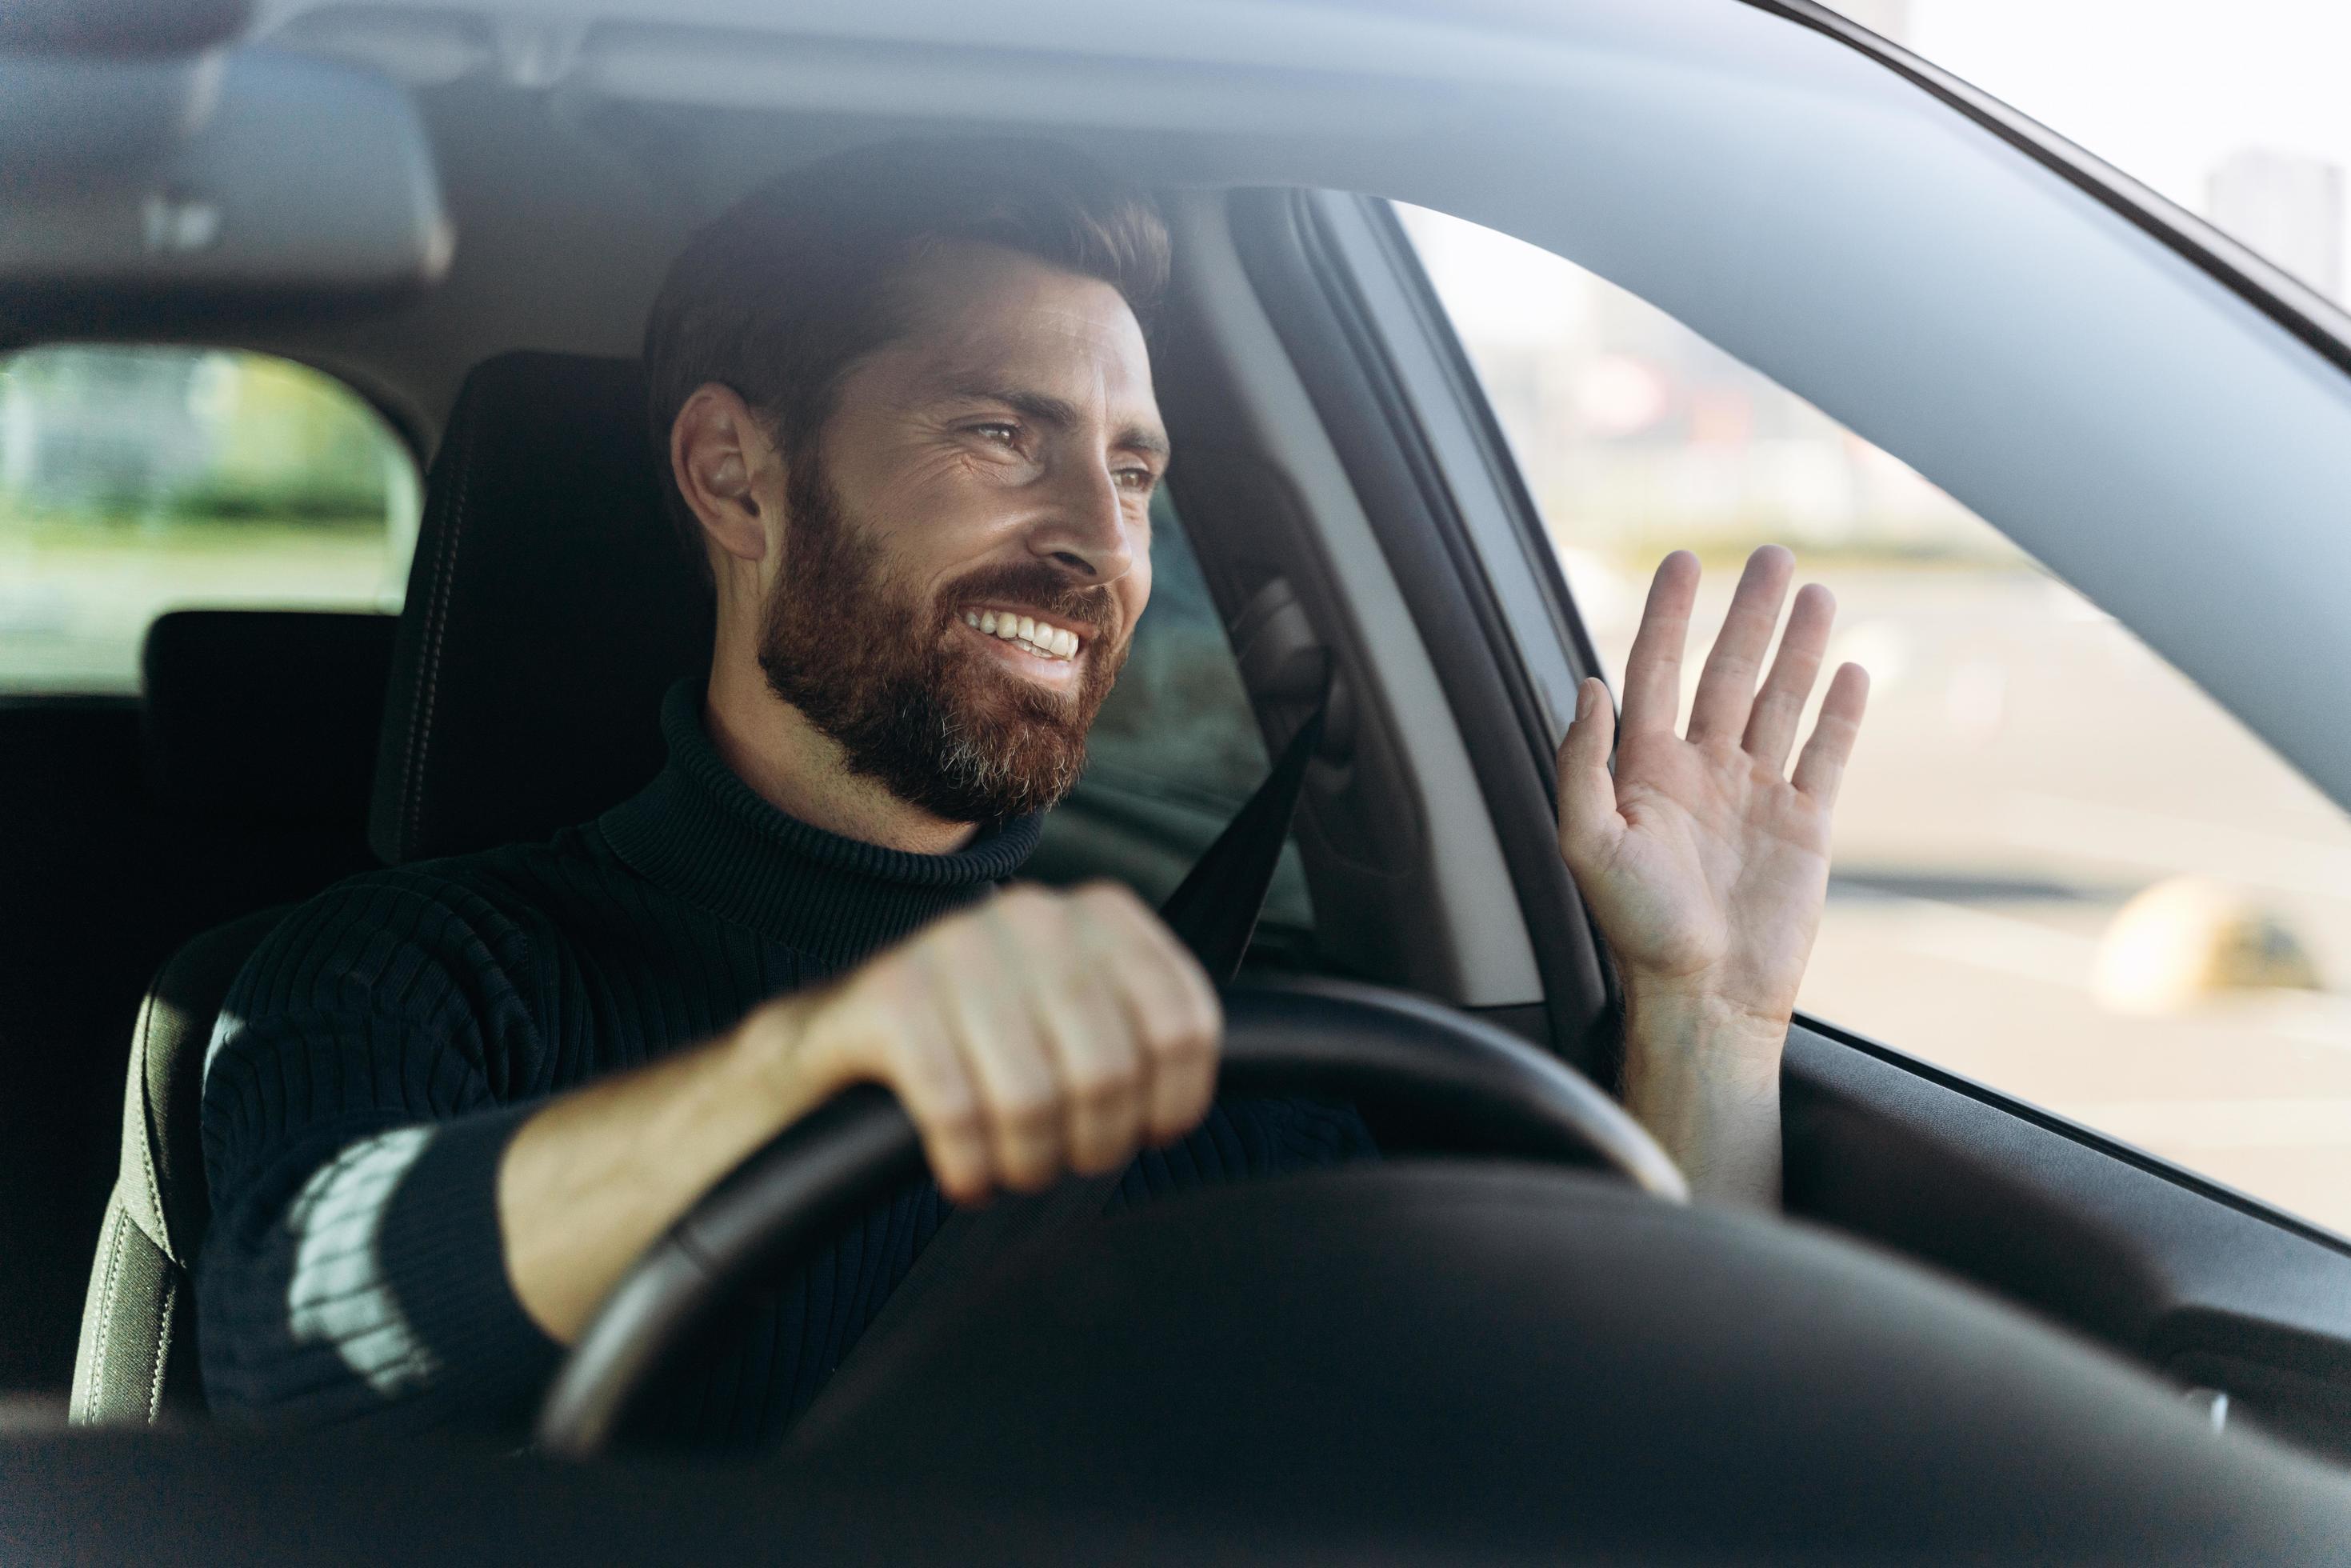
{"left": 938, "top": 561, "right": 1123, "bottom": 641}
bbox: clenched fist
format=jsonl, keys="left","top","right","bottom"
{"left": 753, "top": 881, "right": 1224, "bottom": 1203}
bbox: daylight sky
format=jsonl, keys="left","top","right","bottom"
{"left": 1897, "top": 0, "right": 2351, "bottom": 274}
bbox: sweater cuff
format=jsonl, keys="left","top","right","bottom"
{"left": 376, "top": 1102, "right": 562, "bottom": 1427}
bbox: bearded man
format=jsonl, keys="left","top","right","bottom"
{"left": 197, "top": 140, "right": 1867, "bottom": 1445}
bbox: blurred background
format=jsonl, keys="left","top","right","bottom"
{"left": 1402, "top": 0, "right": 2351, "bottom": 1232}
{"left": 5, "top": 0, "right": 2349, "bottom": 1234}
{"left": 0, "top": 346, "right": 415, "bottom": 692}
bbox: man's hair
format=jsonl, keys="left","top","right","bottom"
{"left": 642, "top": 138, "right": 1171, "bottom": 575}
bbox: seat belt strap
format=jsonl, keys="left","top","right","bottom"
{"left": 1157, "top": 680, "right": 1330, "bottom": 985}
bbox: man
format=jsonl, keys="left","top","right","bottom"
{"left": 198, "top": 140, "right": 1866, "bottom": 1444}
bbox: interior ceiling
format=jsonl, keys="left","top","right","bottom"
{"left": 230, "top": 0, "right": 1798, "bottom": 445}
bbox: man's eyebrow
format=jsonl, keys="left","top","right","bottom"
{"left": 1116, "top": 423, "right": 1173, "bottom": 462}
{"left": 942, "top": 378, "right": 1171, "bottom": 462}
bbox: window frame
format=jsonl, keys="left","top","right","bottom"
{"left": 1225, "top": 187, "right": 1612, "bottom": 1070}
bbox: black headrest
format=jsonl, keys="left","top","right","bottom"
{"left": 369, "top": 351, "right": 714, "bottom": 864}
{"left": 141, "top": 610, "right": 396, "bottom": 832}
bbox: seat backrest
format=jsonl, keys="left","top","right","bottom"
{"left": 67, "top": 610, "right": 395, "bottom": 1423}
{"left": 69, "top": 909, "right": 282, "bottom": 1424}
{"left": 72, "top": 351, "right": 710, "bottom": 1422}
{"left": 2, "top": 614, "right": 398, "bottom": 1396}
{"left": 369, "top": 350, "right": 711, "bottom": 864}
{"left": 142, "top": 609, "right": 396, "bottom": 835}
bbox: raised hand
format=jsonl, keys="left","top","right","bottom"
{"left": 1553, "top": 546, "right": 1868, "bottom": 1204}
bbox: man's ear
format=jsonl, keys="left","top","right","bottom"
{"left": 670, "top": 383, "right": 780, "bottom": 566}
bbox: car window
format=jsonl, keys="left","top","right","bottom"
{"left": 1400, "top": 202, "right": 2351, "bottom": 1236}
{"left": 1026, "top": 491, "right": 1317, "bottom": 970}
{"left": 0, "top": 344, "right": 419, "bottom": 695}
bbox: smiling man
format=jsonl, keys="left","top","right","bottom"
{"left": 196, "top": 140, "right": 1865, "bottom": 1444}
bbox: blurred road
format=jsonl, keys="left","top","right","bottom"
{"left": 1569, "top": 555, "right": 2351, "bottom": 1235}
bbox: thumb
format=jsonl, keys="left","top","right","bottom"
{"left": 1554, "top": 677, "right": 1623, "bottom": 869}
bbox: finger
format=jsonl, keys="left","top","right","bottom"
{"left": 1026, "top": 895, "right": 1146, "bottom": 1176}
{"left": 1618, "top": 550, "right": 1701, "bottom": 738}
{"left": 1791, "top": 662, "right": 1871, "bottom": 807}
{"left": 1553, "top": 676, "right": 1625, "bottom": 873}
{"left": 1686, "top": 546, "right": 1795, "bottom": 746}
{"left": 949, "top": 900, "right": 1068, "bottom": 1193}
{"left": 1080, "top": 884, "right": 1221, "bottom": 1146}
{"left": 868, "top": 964, "right": 994, "bottom": 1204}
{"left": 1741, "top": 581, "right": 1835, "bottom": 774}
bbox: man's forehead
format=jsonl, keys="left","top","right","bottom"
{"left": 889, "top": 246, "right": 1156, "bottom": 398}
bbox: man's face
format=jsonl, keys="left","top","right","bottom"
{"left": 757, "top": 242, "right": 1166, "bottom": 822}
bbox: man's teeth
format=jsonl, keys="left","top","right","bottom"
{"left": 962, "top": 609, "right": 1079, "bottom": 659}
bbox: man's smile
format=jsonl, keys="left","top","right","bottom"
{"left": 960, "top": 604, "right": 1090, "bottom": 684}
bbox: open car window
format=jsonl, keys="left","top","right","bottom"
{"left": 0, "top": 345, "right": 419, "bottom": 696}
{"left": 1400, "top": 202, "right": 2351, "bottom": 1238}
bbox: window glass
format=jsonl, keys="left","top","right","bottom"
{"left": 1402, "top": 202, "right": 2351, "bottom": 1234}
{"left": 0, "top": 345, "right": 420, "bottom": 695}
{"left": 1028, "top": 492, "right": 1316, "bottom": 968}
{"left": 1831, "top": 2, "right": 2349, "bottom": 310}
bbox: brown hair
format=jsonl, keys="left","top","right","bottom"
{"left": 642, "top": 138, "right": 1171, "bottom": 577}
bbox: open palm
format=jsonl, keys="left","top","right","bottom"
{"left": 1556, "top": 548, "right": 1869, "bottom": 1031}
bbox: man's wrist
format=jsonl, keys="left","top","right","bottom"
{"left": 1617, "top": 975, "right": 1787, "bottom": 1209}
{"left": 1619, "top": 978, "right": 1789, "bottom": 1078}
{"left": 725, "top": 993, "right": 827, "bottom": 1120}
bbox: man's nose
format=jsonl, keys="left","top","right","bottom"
{"left": 1028, "top": 457, "right": 1135, "bottom": 584}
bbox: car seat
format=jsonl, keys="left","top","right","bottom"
{"left": 68, "top": 351, "right": 713, "bottom": 1422}
{"left": 62, "top": 609, "right": 396, "bottom": 1419}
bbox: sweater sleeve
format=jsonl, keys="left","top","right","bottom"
{"left": 194, "top": 873, "right": 562, "bottom": 1434}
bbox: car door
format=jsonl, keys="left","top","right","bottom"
{"left": 1219, "top": 182, "right": 2351, "bottom": 1466}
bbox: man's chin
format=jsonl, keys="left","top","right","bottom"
{"left": 944, "top": 648, "right": 1090, "bottom": 724}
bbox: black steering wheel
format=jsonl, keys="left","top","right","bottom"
{"left": 535, "top": 981, "right": 1684, "bottom": 1456}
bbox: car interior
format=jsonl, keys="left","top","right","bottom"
{"left": 11, "top": 0, "right": 2351, "bottom": 1558}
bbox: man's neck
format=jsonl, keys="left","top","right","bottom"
{"left": 702, "top": 654, "right": 981, "bottom": 857}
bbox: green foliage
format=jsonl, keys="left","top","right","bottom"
{"left": 0, "top": 344, "right": 404, "bottom": 534}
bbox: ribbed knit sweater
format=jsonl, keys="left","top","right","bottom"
{"left": 197, "top": 682, "right": 1373, "bottom": 1447}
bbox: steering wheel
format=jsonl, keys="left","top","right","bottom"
{"left": 534, "top": 980, "right": 1685, "bottom": 1456}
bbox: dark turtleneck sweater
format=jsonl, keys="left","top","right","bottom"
{"left": 197, "top": 682, "right": 1374, "bottom": 1446}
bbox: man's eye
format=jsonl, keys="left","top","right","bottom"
{"left": 972, "top": 423, "right": 1021, "bottom": 447}
{"left": 1115, "top": 467, "right": 1158, "bottom": 493}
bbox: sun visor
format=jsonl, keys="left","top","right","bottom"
{"left": 0, "top": 47, "right": 452, "bottom": 329}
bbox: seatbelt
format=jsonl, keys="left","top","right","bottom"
{"left": 788, "top": 686, "right": 1334, "bottom": 1447}
{"left": 1157, "top": 678, "right": 1331, "bottom": 984}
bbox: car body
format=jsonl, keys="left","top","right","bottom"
{"left": 6, "top": 0, "right": 2351, "bottom": 1558}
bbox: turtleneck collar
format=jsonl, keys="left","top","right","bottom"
{"left": 597, "top": 681, "right": 1042, "bottom": 969}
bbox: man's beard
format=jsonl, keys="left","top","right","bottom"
{"left": 758, "top": 461, "right": 1128, "bottom": 824}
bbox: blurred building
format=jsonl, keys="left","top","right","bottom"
{"left": 1, "top": 346, "right": 402, "bottom": 523}
{"left": 2206, "top": 148, "right": 2345, "bottom": 303}
{"left": 0, "top": 350, "right": 210, "bottom": 513}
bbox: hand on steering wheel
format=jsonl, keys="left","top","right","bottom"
{"left": 764, "top": 880, "right": 1221, "bottom": 1206}
{"left": 537, "top": 982, "right": 1685, "bottom": 1456}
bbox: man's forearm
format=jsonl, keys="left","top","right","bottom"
{"left": 497, "top": 1002, "right": 814, "bottom": 1344}
{"left": 1619, "top": 985, "right": 1785, "bottom": 1209}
